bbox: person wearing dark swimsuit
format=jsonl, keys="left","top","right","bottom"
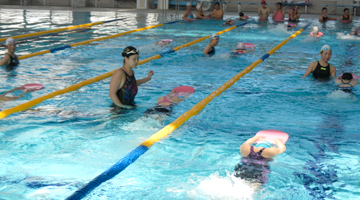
{"left": 234, "top": 135, "right": 286, "bottom": 189}
{"left": 204, "top": 34, "right": 219, "bottom": 55}
{"left": 288, "top": 8, "right": 298, "bottom": 22}
{"left": 319, "top": 7, "right": 336, "bottom": 22}
{"left": 303, "top": 45, "right": 336, "bottom": 79}
{"left": 196, "top": 6, "right": 207, "bottom": 19}
{"left": 0, "top": 37, "right": 19, "bottom": 67}
{"left": 109, "top": 46, "right": 154, "bottom": 110}
{"left": 335, "top": 73, "right": 359, "bottom": 93}
{"left": 340, "top": 8, "right": 352, "bottom": 22}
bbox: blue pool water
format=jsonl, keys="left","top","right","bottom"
{"left": 1, "top": 8, "right": 360, "bottom": 199}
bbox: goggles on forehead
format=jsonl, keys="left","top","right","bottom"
{"left": 126, "top": 49, "right": 140, "bottom": 54}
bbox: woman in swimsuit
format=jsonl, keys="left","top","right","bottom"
{"left": 319, "top": 7, "right": 336, "bottom": 22}
{"left": 109, "top": 46, "right": 154, "bottom": 110}
{"left": 272, "top": 3, "right": 285, "bottom": 21}
{"left": 196, "top": 5, "right": 207, "bottom": 19}
{"left": 183, "top": 2, "right": 194, "bottom": 20}
{"left": 303, "top": 45, "right": 336, "bottom": 79}
{"left": 234, "top": 135, "right": 286, "bottom": 189}
{"left": 340, "top": 8, "right": 352, "bottom": 23}
{"left": 204, "top": 33, "right": 219, "bottom": 55}
{"left": 0, "top": 37, "right": 19, "bottom": 67}
{"left": 288, "top": 8, "right": 298, "bottom": 22}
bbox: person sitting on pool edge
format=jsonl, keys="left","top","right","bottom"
{"left": 234, "top": 135, "right": 286, "bottom": 189}
{"left": 0, "top": 37, "right": 19, "bottom": 68}
{"left": 258, "top": 0, "right": 270, "bottom": 21}
{"left": 319, "top": 7, "right": 336, "bottom": 22}
{"left": 238, "top": 12, "right": 249, "bottom": 20}
{"left": 340, "top": 8, "right": 352, "bottom": 23}
{"left": 196, "top": 5, "right": 207, "bottom": 19}
{"left": 0, "top": 86, "right": 33, "bottom": 101}
{"left": 272, "top": 2, "right": 285, "bottom": 21}
{"left": 204, "top": 33, "right": 219, "bottom": 55}
{"left": 207, "top": 2, "right": 223, "bottom": 19}
{"left": 109, "top": 46, "right": 154, "bottom": 112}
{"left": 335, "top": 73, "right": 358, "bottom": 93}
{"left": 231, "top": 42, "right": 254, "bottom": 54}
{"left": 302, "top": 45, "right": 336, "bottom": 80}
{"left": 183, "top": 2, "right": 194, "bottom": 20}
{"left": 144, "top": 90, "right": 192, "bottom": 118}
{"left": 223, "top": 18, "right": 234, "bottom": 26}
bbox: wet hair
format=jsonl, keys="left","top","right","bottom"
{"left": 342, "top": 73, "right": 353, "bottom": 80}
{"left": 344, "top": 8, "right": 349, "bottom": 12}
{"left": 239, "top": 12, "right": 244, "bottom": 17}
{"left": 122, "top": 46, "right": 139, "bottom": 58}
{"left": 322, "top": 7, "right": 327, "bottom": 11}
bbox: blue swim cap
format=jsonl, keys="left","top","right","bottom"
{"left": 255, "top": 141, "right": 272, "bottom": 148}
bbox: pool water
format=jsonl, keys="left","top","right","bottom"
{"left": 1, "top": 8, "right": 360, "bottom": 200}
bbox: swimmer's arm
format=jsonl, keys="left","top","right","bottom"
{"left": 258, "top": 8, "right": 261, "bottom": 17}
{"left": 340, "top": 15, "right": 343, "bottom": 21}
{"left": 349, "top": 16, "right": 353, "bottom": 21}
{"left": 281, "top": 10, "right": 285, "bottom": 18}
{"left": 302, "top": 62, "right": 316, "bottom": 77}
{"left": 330, "top": 65, "right": 336, "bottom": 78}
{"left": 0, "top": 88, "right": 29, "bottom": 101}
{"left": 351, "top": 79, "right": 359, "bottom": 86}
{"left": 109, "top": 70, "right": 126, "bottom": 107}
{"left": 318, "top": 15, "right": 324, "bottom": 21}
{"left": 207, "top": 10, "right": 215, "bottom": 17}
{"left": 335, "top": 76, "right": 342, "bottom": 84}
{"left": 0, "top": 54, "right": 11, "bottom": 66}
{"left": 203, "top": 44, "right": 212, "bottom": 54}
{"left": 183, "top": 11, "right": 188, "bottom": 19}
{"left": 136, "top": 70, "right": 154, "bottom": 86}
{"left": 264, "top": 139, "right": 286, "bottom": 157}
{"left": 296, "top": 12, "right": 300, "bottom": 19}
{"left": 272, "top": 10, "right": 276, "bottom": 19}
{"left": 240, "top": 136, "right": 264, "bottom": 157}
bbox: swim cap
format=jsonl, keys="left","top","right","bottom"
{"left": 122, "top": 46, "right": 139, "bottom": 57}
{"left": 186, "top": 2, "right": 191, "bottom": 6}
{"left": 226, "top": 18, "right": 231, "bottom": 22}
{"left": 236, "top": 42, "right": 245, "bottom": 50}
{"left": 5, "top": 37, "right": 15, "bottom": 46}
{"left": 209, "top": 33, "right": 219, "bottom": 40}
{"left": 261, "top": 0, "right": 266, "bottom": 4}
{"left": 342, "top": 73, "right": 353, "bottom": 80}
{"left": 312, "top": 26, "right": 319, "bottom": 34}
{"left": 255, "top": 141, "right": 272, "bottom": 148}
{"left": 196, "top": 5, "right": 201, "bottom": 10}
{"left": 239, "top": 12, "right": 244, "bottom": 17}
{"left": 215, "top": 2, "right": 220, "bottom": 6}
{"left": 320, "top": 45, "right": 331, "bottom": 53}
{"left": 322, "top": 7, "right": 327, "bottom": 11}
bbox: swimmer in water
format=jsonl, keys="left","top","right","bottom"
{"left": 231, "top": 42, "right": 254, "bottom": 54}
{"left": 204, "top": 33, "right": 219, "bottom": 55}
{"left": 109, "top": 46, "right": 154, "bottom": 112}
{"left": 340, "top": 8, "right": 352, "bottom": 23}
{"left": 153, "top": 40, "right": 173, "bottom": 46}
{"left": 234, "top": 135, "right": 286, "bottom": 189}
{"left": 0, "top": 37, "right": 19, "bottom": 68}
{"left": 223, "top": 18, "right": 235, "bottom": 25}
{"left": 258, "top": 0, "right": 270, "bottom": 20}
{"left": 238, "top": 12, "right": 249, "bottom": 20}
{"left": 334, "top": 73, "right": 358, "bottom": 93}
{"left": 311, "top": 26, "right": 323, "bottom": 38}
{"left": 183, "top": 2, "right": 194, "bottom": 20}
{"left": 303, "top": 45, "right": 336, "bottom": 80}
{"left": 349, "top": 27, "right": 358, "bottom": 36}
{"left": 0, "top": 86, "right": 33, "bottom": 101}
{"left": 319, "top": 7, "right": 336, "bottom": 22}
{"left": 207, "top": 2, "right": 223, "bottom": 19}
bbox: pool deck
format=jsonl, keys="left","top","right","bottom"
{"left": 0, "top": 5, "right": 336, "bottom": 20}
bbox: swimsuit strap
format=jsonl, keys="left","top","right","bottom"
{"left": 258, "top": 147, "right": 266, "bottom": 154}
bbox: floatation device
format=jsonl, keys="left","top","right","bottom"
{"left": 21, "top": 83, "right": 44, "bottom": 91}
{"left": 244, "top": 43, "right": 255, "bottom": 48}
{"left": 171, "top": 86, "right": 195, "bottom": 93}
{"left": 255, "top": 130, "right": 289, "bottom": 144}
{"left": 311, "top": 32, "right": 323, "bottom": 36}
{"left": 339, "top": 73, "right": 359, "bottom": 79}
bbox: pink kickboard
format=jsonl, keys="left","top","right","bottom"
{"left": 21, "top": 83, "right": 44, "bottom": 91}
{"left": 244, "top": 43, "right": 255, "bottom": 48}
{"left": 255, "top": 130, "right": 289, "bottom": 144}
{"left": 171, "top": 86, "right": 195, "bottom": 93}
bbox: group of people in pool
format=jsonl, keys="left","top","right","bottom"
{"left": 183, "top": 2, "right": 223, "bottom": 20}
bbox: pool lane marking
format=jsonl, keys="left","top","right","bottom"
{"left": 66, "top": 22, "right": 313, "bottom": 200}
{"left": 0, "top": 18, "right": 124, "bottom": 42}
{"left": 0, "top": 21, "right": 251, "bottom": 120}
{"left": 18, "top": 20, "right": 180, "bottom": 60}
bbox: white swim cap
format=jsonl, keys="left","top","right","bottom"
{"left": 320, "top": 44, "right": 331, "bottom": 53}
{"left": 209, "top": 33, "right": 219, "bottom": 40}
{"left": 186, "top": 2, "right": 191, "bottom": 6}
{"left": 351, "top": 27, "right": 356, "bottom": 32}
{"left": 226, "top": 18, "right": 231, "bottom": 22}
{"left": 236, "top": 42, "right": 245, "bottom": 50}
{"left": 196, "top": 5, "right": 201, "bottom": 10}
{"left": 312, "top": 26, "right": 319, "bottom": 34}
{"left": 5, "top": 37, "right": 15, "bottom": 46}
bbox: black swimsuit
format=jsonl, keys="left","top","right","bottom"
{"left": 322, "top": 16, "right": 328, "bottom": 22}
{"left": 116, "top": 69, "right": 138, "bottom": 106}
{"left": 337, "top": 80, "right": 353, "bottom": 93}
{"left": 312, "top": 61, "right": 330, "bottom": 79}
{"left": 342, "top": 15, "right": 350, "bottom": 21}
{"left": 5, "top": 53, "right": 19, "bottom": 67}
{"left": 208, "top": 46, "right": 215, "bottom": 54}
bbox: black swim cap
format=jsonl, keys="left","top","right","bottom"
{"left": 122, "top": 46, "right": 139, "bottom": 57}
{"left": 344, "top": 8, "right": 349, "bottom": 12}
{"left": 239, "top": 12, "right": 244, "bottom": 17}
{"left": 342, "top": 73, "right": 353, "bottom": 80}
{"left": 322, "top": 7, "right": 327, "bottom": 10}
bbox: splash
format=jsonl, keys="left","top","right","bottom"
{"left": 336, "top": 32, "right": 360, "bottom": 40}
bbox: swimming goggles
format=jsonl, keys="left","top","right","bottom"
{"left": 126, "top": 49, "right": 140, "bottom": 54}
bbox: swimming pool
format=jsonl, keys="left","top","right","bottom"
{"left": 1, "top": 8, "right": 360, "bottom": 199}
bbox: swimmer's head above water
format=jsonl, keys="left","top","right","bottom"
{"left": 236, "top": 42, "right": 245, "bottom": 50}
{"left": 5, "top": 37, "right": 15, "bottom": 46}
{"left": 209, "top": 33, "right": 219, "bottom": 40}
{"left": 122, "top": 46, "right": 139, "bottom": 58}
